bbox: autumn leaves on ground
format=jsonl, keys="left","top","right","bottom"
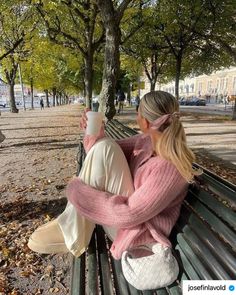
{"left": 0, "top": 105, "right": 236, "bottom": 294}
{"left": 0, "top": 105, "right": 82, "bottom": 295}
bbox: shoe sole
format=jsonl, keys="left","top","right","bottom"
{"left": 28, "top": 237, "right": 68, "bottom": 254}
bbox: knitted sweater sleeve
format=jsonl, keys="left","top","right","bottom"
{"left": 67, "top": 160, "right": 187, "bottom": 228}
{"left": 83, "top": 126, "right": 106, "bottom": 153}
{"left": 116, "top": 134, "right": 141, "bottom": 162}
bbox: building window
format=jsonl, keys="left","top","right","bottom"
{"left": 224, "top": 78, "right": 228, "bottom": 93}
{"left": 232, "top": 77, "right": 236, "bottom": 95}
{"left": 185, "top": 85, "right": 189, "bottom": 94}
{"left": 220, "top": 78, "right": 224, "bottom": 91}
{"left": 198, "top": 82, "right": 202, "bottom": 95}
{"left": 191, "top": 83, "right": 194, "bottom": 92}
{"left": 216, "top": 79, "right": 220, "bottom": 93}
{"left": 233, "top": 77, "right": 236, "bottom": 94}
{"left": 207, "top": 81, "right": 213, "bottom": 93}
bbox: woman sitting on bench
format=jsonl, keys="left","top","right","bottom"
{"left": 28, "top": 91, "right": 198, "bottom": 290}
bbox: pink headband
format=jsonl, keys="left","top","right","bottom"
{"left": 150, "top": 112, "right": 180, "bottom": 131}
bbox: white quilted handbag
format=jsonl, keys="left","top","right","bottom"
{"left": 121, "top": 243, "right": 179, "bottom": 290}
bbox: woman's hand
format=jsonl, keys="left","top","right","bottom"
{"left": 80, "top": 108, "right": 106, "bottom": 153}
{"left": 83, "top": 123, "right": 105, "bottom": 153}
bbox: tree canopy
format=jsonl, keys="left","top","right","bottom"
{"left": 0, "top": 0, "right": 235, "bottom": 117}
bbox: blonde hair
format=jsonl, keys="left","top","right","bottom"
{"left": 139, "top": 91, "right": 199, "bottom": 183}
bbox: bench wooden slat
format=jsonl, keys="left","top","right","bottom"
{"left": 71, "top": 254, "right": 86, "bottom": 295}
{"left": 182, "top": 226, "right": 232, "bottom": 279}
{"left": 106, "top": 123, "right": 128, "bottom": 139}
{"left": 105, "top": 127, "right": 128, "bottom": 140}
{"left": 127, "top": 284, "right": 143, "bottom": 295}
{"left": 86, "top": 232, "right": 99, "bottom": 294}
{"left": 176, "top": 210, "right": 236, "bottom": 278}
{"left": 110, "top": 257, "right": 131, "bottom": 295}
{"left": 176, "top": 204, "right": 236, "bottom": 279}
{"left": 109, "top": 120, "right": 138, "bottom": 137}
{"left": 175, "top": 245, "right": 201, "bottom": 280}
{"left": 193, "top": 163, "right": 236, "bottom": 193}
{"left": 184, "top": 210, "right": 236, "bottom": 276}
{"left": 176, "top": 233, "right": 213, "bottom": 279}
{"left": 185, "top": 197, "right": 236, "bottom": 249}
{"left": 189, "top": 188, "right": 236, "bottom": 229}
{"left": 168, "top": 285, "right": 182, "bottom": 295}
{"left": 155, "top": 289, "right": 169, "bottom": 295}
{"left": 112, "top": 119, "right": 138, "bottom": 136}
{"left": 197, "top": 173, "right": 236, "bottom": 208}
{"left": 141, "top": 290, "right": 155, "bottom": 295}
{"left": 96, "top": 226, "right": 114, "bottom": 294}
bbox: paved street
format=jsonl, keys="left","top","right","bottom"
{"left": 180, "top": 102, "right": 235, "bottom": 116}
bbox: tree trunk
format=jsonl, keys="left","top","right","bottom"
{"left": 99, "top": 24, "right": 120, "bottom": 120}
{"left": 65, "top": 94, "right": 69, "bottom": 104}
{"left": 97, "top": 7, "right": 120, "bottom": 119}
{"left": 84, "top": 55, "right": 94, "bottom": 109}
{"left": 232, "top": 98, "right": 236, "bottom": 120}
{"left": 175, "top": 55, "right": 182, "bottom": 100}
{"left": 150, "top": 80, "right": 156, "bottom": 91}
{"left": 45, "top": 89, "right": 49, "bottom": 107}
{"left": 30, "top": 78, "right": 34, "bottom": 110}
{"left": 5, "top": 60, "right": 18, "bottom": 113}
{"left": 52, "top": 88, "right": 56, "bottom": 106}
{"left": 59, "top": 93, "right": 62, "bottom": 105}
{"left": 143, "top": 59, "right": 157, "bottom": 92}
{"left": 127, "top": 83, "right": 131, "bottom": 105}
{"left": 9, "top": 83, "right": 18, "bottom": 113}
{"left": 56, "top": 94, "right": 59, "bottom": 106}
{"left": 150, "top": 53, "right": 158, "bottom": 91}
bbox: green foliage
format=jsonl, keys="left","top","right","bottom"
{"left": 1, "top": 0, "right": 235, "bottom": 104}
{"left": 0, "top": 0, "right": 37, "bottom": 61}
{"left": 21, "top": 37, "right": 84, "bottom": 94}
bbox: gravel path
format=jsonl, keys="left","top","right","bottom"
{"left": 0, "top": 105, "right": 82, "bottom": 295}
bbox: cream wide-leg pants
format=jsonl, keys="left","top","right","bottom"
{"left": 57, "top": 137, "right": 134, "bottom": 257}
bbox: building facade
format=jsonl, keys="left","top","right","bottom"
{"left": 139, "top": 66, "right": 236, "bottom": 101}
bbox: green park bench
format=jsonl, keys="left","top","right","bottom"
{"left": 71, "top": 119, "right": 236, "bottom": 295}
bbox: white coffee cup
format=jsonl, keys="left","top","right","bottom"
{"left": 85, "top": 111, "right": 103, "bottom": 136}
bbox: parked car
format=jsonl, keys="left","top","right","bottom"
{"left": 179, "top": 97, "right": 188, "bottom": 105}
{"left": 188, "top": 97, "right": 206, "bottom": 106}
{"left": 197, "top": 98, "right": 206, "bottom": 106}
{"left": 0, "top": 102, "right": 6, "bottom": 108}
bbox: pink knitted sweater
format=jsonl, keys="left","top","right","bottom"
{"left": 67, "top": 133, "right": 188, "bottom": 259}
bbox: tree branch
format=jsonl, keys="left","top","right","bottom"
{"left": 35, "top": 3, "right": 86, "bottom": 56}
{"left": 117, "top": 0, "right": 133, "bottom": 23}
{"left": 121, "top": 20, "right": 144, "bottom": 45}
{"left": 0, "top": 37, "right": 24, "bottom": 61}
